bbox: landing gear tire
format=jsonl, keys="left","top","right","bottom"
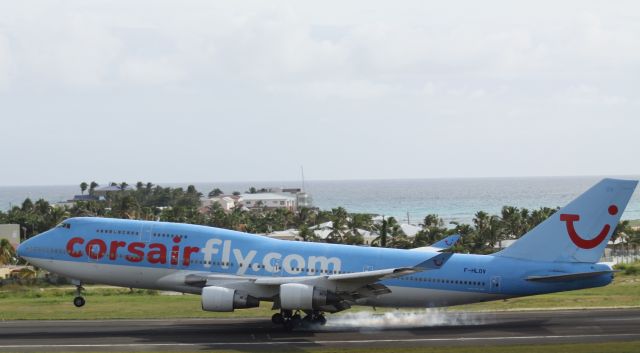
{"left": 290, "top": 314, "right": 302, "bottom": 328}
{"left": 73, "top": 296, "right": 85, "bottom": 307}
{"left": 73, "top": 282, "right": 85, "bottom": 308}
{"left": 271, "top": 313, "right": 284, "bottom": 325}
{"left": 276, "top": 310, "right": 306, "bottom": 331}
{"left": 303, "top": 312, "right": 327, "bottom": 326}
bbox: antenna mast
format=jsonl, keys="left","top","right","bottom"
{"left": 301, "top": 165, "right": 305, "bottom": 191}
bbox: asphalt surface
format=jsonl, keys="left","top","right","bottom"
{"left": 0, "top": 308, "right": 639, "bottom": 351}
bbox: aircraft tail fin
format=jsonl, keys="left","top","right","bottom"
{"left": 409, "top": 234, "right": 461, "bottom": 252}
{"left": 495, "top": 178, "right": 637, "bottom": 263}
{"left": 429, "top": 234, "right": 461, "bottom": 250}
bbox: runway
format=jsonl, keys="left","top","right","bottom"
{"left": 1, "top": 308, "right": 639, "bottom": 351}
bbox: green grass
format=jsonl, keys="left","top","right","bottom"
{"left": 456, "top": 274, "right": 640, "bottom": 311}
{"left": 614, "top": 262, "right": 640, "bottom": 275}
{"left": 0, "top": 275, "right": 639, "bottom": 320}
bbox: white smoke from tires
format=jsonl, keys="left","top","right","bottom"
{"left": 323, "top": 309, "right": 485, "bottom": 329}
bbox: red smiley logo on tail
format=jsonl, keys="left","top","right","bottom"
{"left": 560, "top": 205, "right": 618, "bottom": 249}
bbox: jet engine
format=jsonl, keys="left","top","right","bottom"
{"left": 279, "top": 283, "right": 340, "bottom": 310}
{"left": 201, "top": 286, "right": 259, "bottom": 312}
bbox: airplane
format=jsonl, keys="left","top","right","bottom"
{"left": 16, "top": 178, "right": 637, "bottom": 330}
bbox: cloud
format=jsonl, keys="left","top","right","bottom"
{"left": 0, "top": 2, "right": 638, "bottom": 97}
{"left": 0, "top": 32, "right": 11, "bottom": 89}
{"left": 0, "top": 1, "right": 639, "bottom": 184}
{"left": 118, "top": 57, "right": 186, "bottom": 85}
{"left": 556, "top": 84, "right": 628, "bottom": 106}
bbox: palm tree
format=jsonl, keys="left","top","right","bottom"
{"left": 347, "top": 213, "right": 373, "bottom": 241}
{"left": 611, "top": 220, "right": 632, "bottom": 256}
{"left": 422, "top": 214, "right": 443, "bottom": 228}
{"left": 21, "top": 198, "right": 33, "bottom": 212}
{"left": 208, "top": 188, "right": 224, "bottom": 197}
{"left": 413, "top": 224, "right": 447, "bottom": 248}
{"left": 326, "top": 207, "right": 349, "bottom": 243}
{"left": 111, "top": 194, "right": 140, "bottom": 219}
{"left": 500, "top": 206, "right": 524, "bottom": 240}
{"left": 372, "top": 217, "right": 388, "bottom": 247}
{"left": 527, "top": 207, "right": 558, "bottom": 231}
{"left": 298, "top": 224, "right": 319, "bottom": 242}
{"left": 80, "top": 182, "right": 88, "bottom": 195}
{"left": 0, "top": 239, "right": 16, "bottom": 265}
{"left": 89, "top": 181, "right": 99, "bottom": 195}
{"left": 296, "top": 207, "right": 317, "bottom": 227}
{"left": 386, "top": 217, "right": 411, "bottom": 249}
{"left": 473, "top": 211, "right": 503, "bottom": 252}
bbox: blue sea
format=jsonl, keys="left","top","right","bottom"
{"left": 1, "top": 176, "right": 639, "bottom": 224}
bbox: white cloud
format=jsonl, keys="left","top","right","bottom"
{"left": 557, "top": 84, "right": 628, "bottom": 106}
{"left": 0, "top": 1, "right": 639, "bottom": 184}
{"left": 0, "top": 32, "right": 11, "bottom": 89}
{"left": 118, "top": 57, "right": 186, "bottom": 85}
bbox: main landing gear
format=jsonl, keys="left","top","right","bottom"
{"left": 271, "top": 310, "right": 326, "bottom": 330}
{"left": 72, "top": 281, "right": 85, "bottom": 308}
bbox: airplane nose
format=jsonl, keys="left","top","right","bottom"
{"left": 16, "top": 241, "right": 24, "bottom": 258}
{"left": 16, "top": 236, "right": 34, "bottom": 259}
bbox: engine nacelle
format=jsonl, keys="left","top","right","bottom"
{"left": 279, "top": 283, "right": 339, "bottom": 310}
{"left": 201, "top": 286, "right": 259, "bottom": 312}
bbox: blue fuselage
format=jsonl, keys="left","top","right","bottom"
{"left": 18, "top": 217, "right": 613, "bottom": 307}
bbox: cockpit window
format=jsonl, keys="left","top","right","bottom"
{"left": 57, "top": 222, "right": 71, "bottom": 229}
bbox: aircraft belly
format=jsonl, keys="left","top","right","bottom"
{"left": 28, "top": 259, "right": 509, "bottom": 309}
{"left": 29, "top": 258, "right": 192, "bottom": 292}
{"left": 365, "top": 286, "right": 507, "bottom": 308}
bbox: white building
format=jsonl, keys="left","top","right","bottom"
{"left": 0, "top": 224, "right": 21, "bottom": 249}
{"left": 240, "top": 193, "right": 297, "bottom": 211}
{"left": 202, "top": 196, "right": 237, "bottom": 211}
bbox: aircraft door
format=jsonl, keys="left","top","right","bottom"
{"left": 490, "top": 276, "right": 502, "bottom": 293}
{"left": 87, "top": 242, "right": 104, "bottom": 263}
{"left": 139, "top": 222, "right": 153, "bottom": 244}
{"left": 272, "top": 258, "right": 283, "bottom": 276}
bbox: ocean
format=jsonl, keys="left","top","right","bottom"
{"left": 1, "top": 176, "right": 639, "bottom": 224}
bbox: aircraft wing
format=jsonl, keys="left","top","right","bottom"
{"left": 256, "top": 251, "right": 453, "bottom": 285}
{"left": 410, "top": 234, "right": 461, "bottom": 252}
{"left": 183, "top": 251, "right": 453, "bottom": 311}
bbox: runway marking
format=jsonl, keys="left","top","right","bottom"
{"left": 1, "top": 333, "right": 639, "bottom": 348}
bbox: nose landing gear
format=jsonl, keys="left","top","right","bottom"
{"left": 73, "top": 281, "right": 85, "bottom": 307}
{"left": 73, "top": 296, "right": 85, "bottom": 307}
{"left": 272, "top": 310, "right": 326, "bottom": 330}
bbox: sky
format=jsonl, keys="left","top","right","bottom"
{"left": 0, "top": 0, "right": 639, "bottom": 186}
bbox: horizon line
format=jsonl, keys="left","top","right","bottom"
{"left": 1, "top": 174, "right": 639, "bottom": 188}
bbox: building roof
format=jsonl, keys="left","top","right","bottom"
{"left": 71, "top": 195, "right": 98, "bottom": 201}
{"left": 241, "top": 193, "right": 296, "bottom": 201}
{"left": 94, "top": 185, "right": 134, "bottom": 192}
{"left": 400, "top": 224, "right": 422, "bottom": 237}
